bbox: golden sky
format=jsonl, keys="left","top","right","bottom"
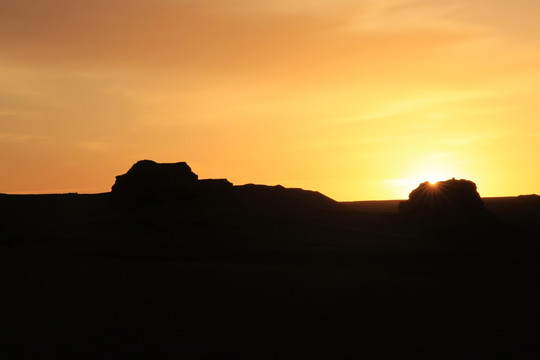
{"left": 1, "top": 0, "right": 540, "bottom": 200}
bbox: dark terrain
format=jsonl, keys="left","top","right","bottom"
{"left": 4, "top": 162, "right": 540, "bottom": 359}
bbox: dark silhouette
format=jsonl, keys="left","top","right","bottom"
{"left": 111, "top": 160, "right": 341, "bottom": 213}
{"left": 112, "top": 160, "right": 199, "bottom": 195}
{"left": 399, "top": 178, "right": 485, "bottom": 214}
{"left": 4, "top": 161, "right": 540, "bottom": 359}
{"left": 397, "top": 178, "right": 499, "bottom": 232}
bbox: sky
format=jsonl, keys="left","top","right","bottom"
{"left": 1, "top": 0, "right": 540, "bottom": 200}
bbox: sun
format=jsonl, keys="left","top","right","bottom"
{"left": 411, "top": 162, "right": 457, "bottom": 185}
{"left": 386, "top": 158, "right": 468, "bottom": 199}
{"left": 418, "top": 171, "right": 448, "bottom": 185}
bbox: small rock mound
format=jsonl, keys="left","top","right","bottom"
{"left": 111, "top": 160, "right": 198, "bottom": 195}
{"left": 399, "top": 178, "right": 484, "bottom": 215}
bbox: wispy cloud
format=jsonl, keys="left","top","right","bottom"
{"left": 0, "top": 132, "right": 44, "bottom": 142}
{"left": 348, "top": 0, "right": 466, "bottom": 32}
{"left": 353, "top": 90, "right": 490, "bottom": 121}
{"left": 78, "top": 141, "right": 109, "bottom": 152}
{"left": 440, "top": 134, "right": 502, "bottom": 146}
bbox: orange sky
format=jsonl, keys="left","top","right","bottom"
{"left": 1, "top": 0, "right": 540, "bottom": 200}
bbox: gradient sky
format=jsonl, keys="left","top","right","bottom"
{"left": 2, "top": 0, "right": 540, "bottom": 200}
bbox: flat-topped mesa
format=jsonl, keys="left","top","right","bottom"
{"left": 111, "top": 160, "right": 234, "bottom": 198}
{"left": 399, "top": 178, "right": 485, "bottom": 215}
{"left": 111, "top": 160, "right": 199, "bottom": 196}
{"left": 109, "top": 160, "right": 339, "bottom": 212}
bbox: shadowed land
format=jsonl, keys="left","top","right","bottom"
{"left": 4, "top": 161, "right": 540, "bottom": 359}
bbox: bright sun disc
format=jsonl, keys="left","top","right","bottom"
{"left": 413, "top": 164, "right": 455, "bottom": 185}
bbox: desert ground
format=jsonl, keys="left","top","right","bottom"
{"left": 4, "top": 187, "right": 540, "bottom": 359}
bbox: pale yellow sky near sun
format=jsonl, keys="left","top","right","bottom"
{"left": 1, "top": 0, "right": 540, "bottom": 200}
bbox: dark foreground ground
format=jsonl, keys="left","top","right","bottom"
{"left": 4, "top": 193, "right": 540, "bottom": 359}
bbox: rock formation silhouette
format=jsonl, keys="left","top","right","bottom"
{"left": 112, "top": 160, "right": 199, "bottom": 195}
{"left": 399, "top": 178, "right": 485, "bottom": 215}
{"left": 110, "top": 160, "right": 340, "bottom": 212}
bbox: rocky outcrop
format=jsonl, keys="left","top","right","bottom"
{"left": 234, "top": 184, "right": 341, "bottom": 213}
{"left": 198, "top": 179, "right": 233, "bottom": 191}
{"left": 111, "top": 160, "right": 198, "bottom": 196}
{"left": 110, "top": 160, "right": 341, "bottom": 213}
{"left": 399, "top": 178, "right": 485, "bottom": 215}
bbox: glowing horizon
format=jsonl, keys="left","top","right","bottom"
{"left": 2, "top": 1, "right": 540, "bottom": 200}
